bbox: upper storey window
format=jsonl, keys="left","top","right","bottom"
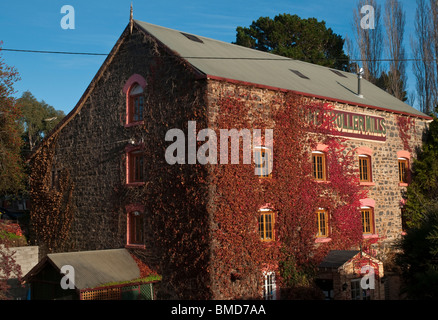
{"left": 123, "top": 74, "right": 147, "bottom": 126}
{"left": 128, "top": 84, "right": 144, "bottom": 123}
{"left": 312, "top": 151, "right": 327, "bottom": 181}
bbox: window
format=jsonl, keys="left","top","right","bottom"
{"left": 128, "top": 211, "right": 144, "bottom": 245}
{"left": 123, "top": 74, "right": 147, "bottom": 126}
{"left": 351, "top": 279, "right": 369, "bottom": 300}
{"left": 398, "top": 158, "right": 409, "bottom": 183}
{"left": 316, "top": 209, "right": 329, "bottom": 237}
{"left": 359, "top": 155, "right": 371, "bottom": 182}
{"left": 126, "top": 146, "right": 145, "bottom": 185}
{"left": 128, "top": 84, "right": 144, "bottom": 123}
{"left": 259, "top": 210, "right": 274, "bottom": 241}
{"left": 312, "top": 152, "right": 327, "bottom": 181}
{"left": 263, "top": 272, "right": 277, "bottom": 300}
{"left": 254, "top": 147, "right": 272, "bottom": 178}
{"left": 361, "top": 207, "right": 374, "bottom": 234}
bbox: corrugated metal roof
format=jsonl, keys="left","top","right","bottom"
{"left": 46, "top": 249, "right": 140, "bottom": 290}
{"left": 318, "top": 250, "right": 360, "bottom": 269}
{"left": 135, "top": 20, "right": 428, "bottom": 118}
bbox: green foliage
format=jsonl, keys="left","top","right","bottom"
{"left": 398, "top": 118, "right": 438, "bottom": 298}
{"left": 403, "top": 117, "right": 438, "bottom": 228}
{"left": 17, "top": 90, "right": 65, "bottom": 155}
{"left": 396, "top": 209, "right": 438, "bottom": 299}
{"left": 0, "top": 46, "right": 25, "bottom": 195}
{"left": 234, "top": 14, "right": 350, "bottom": 71}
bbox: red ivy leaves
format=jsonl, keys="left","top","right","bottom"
{"left": 209, "top": 91, "right": 367, "bottom": 295}
{"left": 396, "top": 115, "right": 415, "bottom": 152}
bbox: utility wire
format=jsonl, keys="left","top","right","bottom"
{"left": 1, "top": 48, "right": 108, "bottom": 56}
{"left": 1, "top": 47, "right": 437, "bottom": 62}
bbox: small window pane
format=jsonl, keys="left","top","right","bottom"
{"left": 359, "top": 156, "right": 371, "bottom": 182}
{"left": 398, "top": 159, "right": 408, "bottom": 183}
{"left": 259, "top": 211, "right": 274, "bottom": 241}
{"left": 312, "top": 153, "right": 326, "bottom": 181}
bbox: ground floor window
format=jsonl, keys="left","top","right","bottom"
{"left": 263, "top": 271, "right": 277, "bottom": 300}
{"left": 128, "top": 211, "right": 144, "bottom": 245}
{"left": 351, "top": 279, "right": 370, "bottom": 300}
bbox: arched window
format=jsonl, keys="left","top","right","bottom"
{"left": 128, "top": 84, "right": 144, "bottom": 123}
{"left": 123, "top": 74, "right": 147, "bottom": 126}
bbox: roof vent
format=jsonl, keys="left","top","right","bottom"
{"left": 290, "top": 69, "right": 309, "bottom": 79}
{"left": 357, "top": 67, "right": 364, "bottom": 98}
{"left": 181, "top": 32, "right": 204, "bottom": 44}
{"left": 330, "top": 69, "right": 347, "bottom": 78}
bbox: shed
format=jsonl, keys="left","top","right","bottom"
{"left": 23, "top": 248, "right": 160, "bottom": 300}
{"left": 316, "top": 250, "right": 384, "bottom": 300}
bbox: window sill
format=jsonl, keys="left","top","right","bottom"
{"left": 362, "top": 233, "right": 378, "bottom": 239}
{"left": 360, "top": 182, "right": 375, "bottom": 186}
{"left": 126, "top": 182, "right": 145, "bottom": 187}
{"left": 125, "top": 244, "right": 146, "bottom": 250}
{"left": 399, "top": 182, "right": 409, "bottom": 187}
{"left": 124, "top": 120, "right": 144, "bottom": 128}
{"left": 315, "top": 180, "right": 330, "bottom": 184}
{"left": 315, "top": 237, "right": 331, "bottom": 243}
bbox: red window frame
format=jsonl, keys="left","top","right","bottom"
{"left": 128, "top": 211, "right": 144, "bottom": 245}
{"left": 125, "top": 145, "right": 145, "bottom": 185}
{"left": 128, "top": 87, "right": 144, "bottom": 123}
{"left": 123, "top": 74, "right": 147, "bottom": 127}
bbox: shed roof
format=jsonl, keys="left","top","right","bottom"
{"left": 25, "top": 249, "right": 142, "bottom": 290}
{"left": 134, "top": 20, "right": 429, "bottom": 119}
{"left": 318, "top": 250, "right": 360, "bottom": 269}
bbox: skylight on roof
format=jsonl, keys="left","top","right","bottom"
{"left": 290, "top": 69, "right": 309, "bottom": 79}
{"left": 330, "top": 69, "right": 347, "bottom": 78}
{"left": 181, "top": 32, "right": 204, "bottom": 43}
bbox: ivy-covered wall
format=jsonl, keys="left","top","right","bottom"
{"left": 29, "top": 22, "right": 430, "bottom": 300}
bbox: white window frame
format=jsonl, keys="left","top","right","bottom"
{"left": 262, "top": 271, "right": 277, "bottom": 300}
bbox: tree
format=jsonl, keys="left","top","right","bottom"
{"left": 396, "top": 207, "right": 438, "bottom": 299}
{"left": 384, "top": 0, "right": 407, "bottom": 101}
{"left": 403, "top": 118, "right": 438, "bottom": 228}
{"left": 234, "top": 14, "right": 350, "bottom": 71}
{"left": 397, "top": 117, "right": 438, "bottom": 299}
{"left": 0, "top": 44, "right": 25, "bottom": 195}
{"left": 17, "top": 91, "right": 64, "bottom": 155}
{"left": 374, "top": 70, "right": 408, "bottom": 101}
{"left": 411, "top": 0, "right": 437, "bottom": 115}
{"left": 0, "top": 44, "right": 24, "bottom": 299}
{"left": 352, "top": 0, "right": 383, "bottom": 84}
{"left": 0, "top": 221, "right": 23, "bottom": 299}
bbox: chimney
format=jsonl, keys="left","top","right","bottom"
{"left": 357, "top": 67, "right": 364, "bottom": 98}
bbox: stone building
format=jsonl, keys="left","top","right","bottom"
{"left": 28, "top": 15, "right": 432, "bottom": 300}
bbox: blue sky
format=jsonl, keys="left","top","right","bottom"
{"left": 0, "top": 0, "right": 420, "bottom": 115}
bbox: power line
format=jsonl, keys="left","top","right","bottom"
{"left": 1, "top": 47, "right": 437, "bottom": 62}
{"left": 1, "top": 48, "right": 108, "bottom": 56}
